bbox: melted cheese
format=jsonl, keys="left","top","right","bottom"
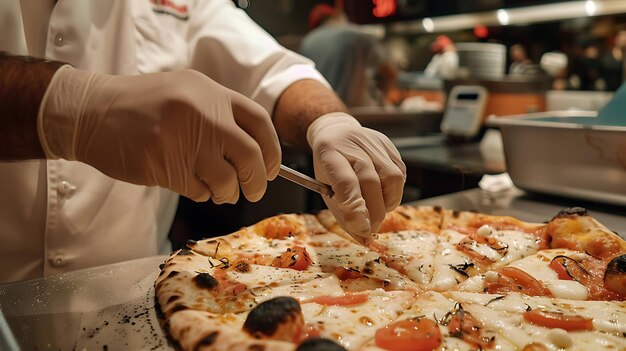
{"left": 428, "top": 232, "right": 471, "bottom": 291}
{"left": 359, "top": 291, "right": 517, "bottom": 351}
{"left": 464, "top": 300, "right": 626, "bottom": 351}
{"left": 228, "top": 265, "right": 344, "bottom": 302}
{"left": 300, "top": 290, "right": 414, "bottom": 350}
{"left": 447, "top": 291, "right": 626, "bottom": 335}
{"left": 507, "top": 249, "right": 590, "bottom": 300}
{"left": 377, "top": 230, "right": 438, "bottom": 286}
{"left": 308, "top": 233, "right": 417, "bottom": 290}
{"left": 456, "top": 249, "right": 592, "bottom": 300}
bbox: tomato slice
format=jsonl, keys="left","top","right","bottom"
{"left": 448, "top": 309, "right": 494, "bottom": 349}
{"left": 375, "top": 318, "right": 442, "bottom": 351}
{"left": 272, "top": 246, "right": 311, "bottom": 271}
{"left": 310, "top": 293, "right": 369, "bottom": 306}
{"left": 486, "top": 267, "right": 552, "bottom": 297}
{"left": 523, "top": 310, "right": 594, "bottom": 331}
{"left": 369, "top": 240, "right": 388, "bottom": 254}
{"left": 549, "top": 257, "right": 574, "bottom": 280}
{"left": 334, "top": 266, "right": 364, "bottom": 280}
{"left": 263, "top": 217, "right": 297, "bottom": 239}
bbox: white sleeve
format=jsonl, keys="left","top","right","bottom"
{"left": 186, "top": 0, "right": 329, "bottom": 113}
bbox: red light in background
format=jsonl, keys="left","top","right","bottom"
{"left": 372, "top": 0, "right": 396, "bottom": 18}
{"left": 474, "top": 24, "right": 489, "bottom": 39}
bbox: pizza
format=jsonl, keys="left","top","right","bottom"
{"left": 154, "top": 206, "right": 626, "bottom": 351}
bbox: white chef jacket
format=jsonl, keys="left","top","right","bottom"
{"left": 424, "top": 51, "right": 459, "bottom": 79}
{"left": 0, "top": 0, "right": 326, "bottom": 283}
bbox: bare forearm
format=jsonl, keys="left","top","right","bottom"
{"left": 0, "top": 52, "right": 65, "bottom": 160}
{"left": 273, "top": 79, "right": 349, "bottom": 151}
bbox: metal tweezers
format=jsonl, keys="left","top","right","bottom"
{"left": 278, "top": 164, "right": 334, "bottom": 198}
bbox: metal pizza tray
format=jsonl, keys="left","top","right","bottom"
{"left": 0, "top": 255, "right": 172, "bottom": 350}
{"left": 488, "top": 110, "right": 626, "bottom": 206}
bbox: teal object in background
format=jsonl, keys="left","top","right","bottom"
{"left": 596, "top": 83, "right": 626, "bottom": 126}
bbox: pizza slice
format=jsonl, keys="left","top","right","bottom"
{"left": 368, "top": 230, "right": 439, "bottom": 288}
{"left": 298, "top": 289, "right": 415, "bottom": 349}
{"left": 454, "top": 248, "right": 626, "bottom": 301}
{"left": 446, "top": 291, "right": 626, "bottom": 350}
{"left": 359, "top": 291, "right": 517, "bottom": 351}
{"left": 423, "top": 209, "right": 548, "bottom": 291}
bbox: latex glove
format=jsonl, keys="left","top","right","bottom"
{"left": 307, "top": 113, "right": 406, "bottom": 244}
{"left": 38, "top": 65, "right": 280, "bottom": 203}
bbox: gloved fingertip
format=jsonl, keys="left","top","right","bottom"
{"left": 243, "top": 187, "right": 266, "bottom": 203}
{"left": 187, "top": 190, "right": 211, "bottom": 203}
{"left": 370, "top": 220, "right": 382, "bottom": 235}
{"left": 346, "top": 216, "right": 371, "bottom": 241}
{"left": 357, "top": 233, "right": 374, "bottom": 246}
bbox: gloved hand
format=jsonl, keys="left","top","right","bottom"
{"left": 37, "top": 65, "right": 281, "bottom": 203}
{"left": 307, "top": 113, "right": 406, "bottom": 244}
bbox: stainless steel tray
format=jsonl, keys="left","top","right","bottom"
{"left": 488, "top": 111, "right": 626, "bottom": 206}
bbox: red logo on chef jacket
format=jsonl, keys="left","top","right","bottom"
{"left": 150, "top": 0, "right": 190, "bottom": 20}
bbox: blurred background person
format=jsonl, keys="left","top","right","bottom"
{"left": 508, "top": 43, "right": 543, "bottom": 78}
{"left": 424, "top": 35, "right": 459, "bottom": 79}
{"left": 300, "top": 4, "right": 397, "bottom": 107}
{"left": 601, "top": 29, "right": 626, "bottom": 91}
{"left": 570, "top": 41, "right": 605, "bottom": 90}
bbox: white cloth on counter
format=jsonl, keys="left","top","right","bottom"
{"left": 0, "top": 0, "right": 328, "bottom": 283}
{"left": 478, "top": 173, "right": 515, "bottom": 194}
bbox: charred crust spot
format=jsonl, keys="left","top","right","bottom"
{"left": 248, "top": 345, "right": 265, "bottom": 351}
{"left": 194, "top": 331, "right": 219, "bottom": 350}
{"left": 159, "top": 263, "right": 165, "bottom": 270}
{"left": 178, "top": 248, "right": 193, "bottom": 255}
{"left": 243, "top": 297, "right": 302, "bottom": 338}
{"left": 235, "top": 261, "right": 252, "bottom": 273}
{"left": 433, "top": 205, "right": 442, "bottom": 213}
{"left": 166, "top": 295, "right": 180, "bottom": 304}
{"left": 452, "top": 210, "right": 461, "bottom": 218}
{"left": 296, "top": 338, "right": 347, "bottom": 351}
{"left": 170, "top": 304, "right": 187, "bottom": 313}
{"left": 553, "top": 207, "right": 589, "bottom": 219}
{"left": 193, "top": 272, "right": 219, "bottom": 289}
{"left": 606, "top": 254, "right": 626, "bottom": 276}
{"left": 167, "top": 271, "right": 180, "bottom": 278}
{"left": 154, "top": 300, "right": 166, "bottom": 320}
{"left": 186, "top": 239, "right": 198, "bottom": 248}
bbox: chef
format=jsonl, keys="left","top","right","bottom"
{"left": 0, "top": 0, "right": 406, "bottom": 283}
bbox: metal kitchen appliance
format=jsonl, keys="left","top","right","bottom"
{"left": 488, "top": 110, "right": 626, "bottom": 206}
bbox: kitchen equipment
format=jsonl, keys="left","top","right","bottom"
{"left": 278, "top": 164, "right": 334, "bottom": 198}
{"left": 488, "top": 110, "right": 626, "bottom": 206}
{"left": 441, "top": 85, "right": 488, "bottom": 137}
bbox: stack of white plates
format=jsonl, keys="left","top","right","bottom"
{"left": 456, "top": 42, "right": 506, "bottom": 79}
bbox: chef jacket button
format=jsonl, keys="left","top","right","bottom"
{"left": 54, "top": 34, "right": 65, "bottom": 46}
{"left": 49, "top": 255, "right": 68, "bottom": 267}
{"left": 57, "top": 180, "right": 75, "bottom": 197}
